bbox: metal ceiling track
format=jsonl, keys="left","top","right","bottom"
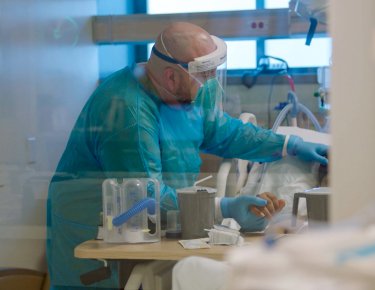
{"left": 92, "top": 9, "right": 327, "bottom": 44}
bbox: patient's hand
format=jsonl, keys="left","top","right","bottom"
{"left": 250, "top": 192, "right": 286, "bottom": 219}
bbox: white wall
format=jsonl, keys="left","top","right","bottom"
{"left": 0, "top": 0, "right": 98, "bottom": 271}
{"left": 330, "top": 0, "right": 375, "bottom": 222}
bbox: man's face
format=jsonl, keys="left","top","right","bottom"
{"left": 175, "top": 72, "right": 202, "bottom": 104}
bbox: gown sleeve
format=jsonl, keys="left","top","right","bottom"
{"left": 199, "top": 81, "right": 286, "bottom": 163}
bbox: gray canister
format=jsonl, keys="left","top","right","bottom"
{"left": 177, "top": 186, "right": 216, "bottom": 239}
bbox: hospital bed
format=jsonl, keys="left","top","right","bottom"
{"left": 216, "top": 91, "right": 330, "bottom": 216}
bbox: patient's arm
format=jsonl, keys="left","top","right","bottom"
{"left": 250, "top": 192, "right": 286, "bottom": 219}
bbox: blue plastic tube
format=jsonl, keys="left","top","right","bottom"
{"left": 112, "top": 198, "right": 156, "bottom": 227}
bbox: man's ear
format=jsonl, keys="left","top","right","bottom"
{"left": 163, "top": 67, "right": 179, "bottom": 93}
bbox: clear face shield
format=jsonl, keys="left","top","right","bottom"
{"left": 152, "top": 35, "right": 227, "bottom": 106}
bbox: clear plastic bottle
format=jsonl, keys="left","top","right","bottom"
{"left": 124, "top": 179, "right": 147, "bottom": 233}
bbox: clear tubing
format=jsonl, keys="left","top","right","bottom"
{"left": 271, "top": 103, "right": 322, "bottom": 132}
{"left": 298, "top": 103, "right": 322, "bottom": 132}
{"left": 272, "top": 103, "right": 293, "bottom": 132}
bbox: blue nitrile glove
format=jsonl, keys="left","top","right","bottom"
{"left": 220, "top": 195, "right": 268, "bottom": 232}
{"left": 287, "top": 135, "right": 328, "bottom": 166}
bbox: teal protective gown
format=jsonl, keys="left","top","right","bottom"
{"left": 47, "top": 65, "right": 286, "bottom": 289}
